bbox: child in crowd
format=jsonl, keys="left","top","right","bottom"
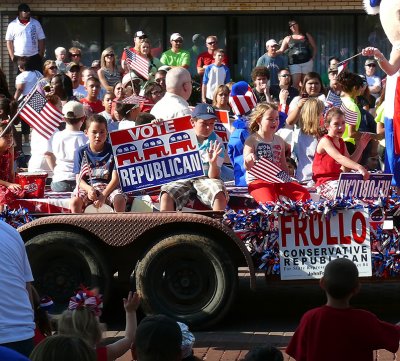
{"left": 286, "top": 157, "right": 297, "bottom": 178}
{"left": 251, "top": 66, "right": 273, "bottom": 103}
{"left": 70, "top": 114, "right": 127, "bottom": 213}
{"left": 50, "top": 101, "right": 88, "bottom": 192}
{"left": 202, "top": 49, "right": 231, "bottom": 104}
{"left": 312, "top": 107, "right": 370, "bottom": 200}
{"left": 58, "top": 289, "right": 140, "bottom": 361}
{"left": 244, "top": 102, "right": 310, "bottom": 204}
{"left": 115, "top": 101, "right": 140, "bottom": 130}
{"left": 54, "top": 46, "right": 68, "bottom": 74}
{"left": 80, "top": 77, "right": 105, "bottom": 116}
{"left": 160, "top": 103, "right": 228, "bottom": 211}
{"left": 337, "top": 71, "right": 364, "bottom": 154}
{"left": 99, "top": 91, "right": 115, "bottom": 124}
{"left": 30, "top": 335, "right": 96, "bottom": 361}
{"left": 244, "top": 346, "right": 283, "bottom": 361}
{"left": 292, "top": 98, "right": 325, "bottom": 185}
{"left": 0, "top": 118, "right": 23, "bottom": 210}
{"left": 286, "top": 258, "right": 400, "bottom": 360}
{"left": 227, "top": 81, "right": 257, "bottom": 186}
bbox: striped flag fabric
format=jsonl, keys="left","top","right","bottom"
{"left": 77, "top": 151, "right": 91, "bottom": 190}
{"left": 119, "top": 94, "right": 147, "bottom": 105}
{"left": 340, "top": 102, "right": 358, "bottom": 125}
{"left": 19, "top": 90, "right": 63, "bottom": 140}
{"left": 229, "top": 86, "right": 257, "bottom": 116}
{"left": 124, "top": 48, "right": 150, "bottom": 80}
{"left": 249, "top": 157, "right": 291, "bottom": 183}
{"left": 337, "top": 61, "right": 348, "bottom": 75}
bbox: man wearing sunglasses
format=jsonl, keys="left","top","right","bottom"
{"left": 5, "top": 3, "right": 45, "bottom": 73}
{"left": 256, "top": 39, "right": 288, "bottom": 86}
{"left": 270, "top": 68, "right": 299, "bottom": 107}
{"left": 364, "top": 58, "right": 382, "bottom": 99}
{"left": 160, "top": 33, "right": 190, "bottom": 69}
{"left": 197, "top": 35, "right": 228, "bottom": 77}
{"left": 121, "top": 30, "right": 148, "bottom": 72}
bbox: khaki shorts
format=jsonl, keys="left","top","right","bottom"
{"left": 160, "top": 177, "right": 228, "bottom": 210}
{"left": 289, "top": 58, "right": 314, "bottom": 75}
{"left": 72, "top": 182, "right": 127, "bottom": 208}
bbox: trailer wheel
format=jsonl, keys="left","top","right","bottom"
{"left": 25, "top": 231, "right": 110, "bottom": 313}
{"left": 135, "top": 234, "right": 237, "bottom": 329}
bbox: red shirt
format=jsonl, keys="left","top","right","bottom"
{"left": 196, "top": 51, "right": 228, "bottom": 71}
{"left": 312, "top": 135, "right": 345, "bottom": 186}
{"left": 80, "top": 98, "right": 105, "bottom": 114}
{"left": 286, "top": 305, "right": 400, "bottom": 361}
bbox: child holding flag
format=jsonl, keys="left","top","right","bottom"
{"left": 70, "top": 114, "right": 126, "bottom": 213}
{"left": 243, "top": 102, "right": 310, "bottom": 204}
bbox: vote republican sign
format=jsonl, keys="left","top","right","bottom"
{"left": 109, "top": 116, "right": 204, "bottom": 193}
{"left": 279, "top": 209, "right": 371, "bottom": 280}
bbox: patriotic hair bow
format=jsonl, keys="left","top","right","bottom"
{"left": 39, "top": 296, "right": 54, "bottom": 311}
{"left": 363, "top": 0, "right": 381, "bottom": 14}
{"left": 68, "top": 287, "right": 103, "bottom": 317}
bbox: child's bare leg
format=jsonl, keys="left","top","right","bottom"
{"left": 160, "top": 192, "right": 175, "bottom": 212}
{"left": 70, "top": 197, "right": 84, "bottom": 213}
{"left": 212, "top": 192, "right": 227, "bottom": 211}
{"left": 113, "top": 194, "right": 127, "bottom": 212}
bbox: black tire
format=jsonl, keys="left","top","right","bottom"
{"left": 25, "top": 231, "right": 111, "bottom": 314}
{"left": 135, "top": 234, "right": 237, "bottom": 330}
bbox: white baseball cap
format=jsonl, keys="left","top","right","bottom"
{"left": 265, "top": 39, "right": 278, "bottom": 48}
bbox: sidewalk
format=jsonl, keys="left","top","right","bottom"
{"left": 104, "top": 330, "right": 399, "bottom": 361}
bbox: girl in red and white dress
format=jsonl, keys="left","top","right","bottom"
{"left": 312, "top": 107, "right": 370, "bottom": 200}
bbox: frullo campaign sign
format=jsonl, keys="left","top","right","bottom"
{"left": 279, "top": 209, "right": 371, "bottom": 280}
{"left": 109, "top": 116, "right": 203, "bottom": 193}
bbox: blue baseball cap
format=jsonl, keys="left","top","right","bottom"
{"left": 192, "top": 103, "right": 216, "bottom": 120}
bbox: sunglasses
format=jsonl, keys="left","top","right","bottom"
{"left": 366, "top": 64, "right": 376, "bottom": 67}
{"left": 71, "top": 53, "right": 81, "bottom": 57}
{"left": 289, "top": 23, "right": 297, "bottom": 27}
{"left": 49, "top": 66, "right": 57, "bottom": 70}
{"left": 151, "top": 91, "right": 163, "bottom": 95}
{"left": 207, "top": 41, "right": 217, "bottom": 45}
{"left": 138, "top": 35, "right": 147, "bottom": 40}
{"left": 105, "top": 54, "right": 115, "bottom": 57}
{"left": 155, "top": 78, "right": 164, "bottom": 83}
{"left": 279, "top": 74, "right": 290, "bottom": 78}
{"left": 173, "top": 40, "right": 183, "bottom": 43}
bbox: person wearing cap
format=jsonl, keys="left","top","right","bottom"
{"left": 134, "top": 315, "right": 182, "bottom": 361}
{"left": 197, "top": 35, "right": 228, "bottom": 78}
{"left": 325, "top": 65, "right": 342, "bottom": 108}
{"left": 5, "top": 3, "right": 45, "bottom": 73}
{"left": 50, "top": 101, "right": 88, "bottom": 192}
{"left": 0, "top": 221, "right": 35, "bottom": 357}
{"left": 67, "top": 62, "right": 86, "bottom": 100}
{"left": 256, "top": 39, "right": 288, "bottom": 86}
{"left": 150, "top": 67, "right": 192, "bottom": 120}
{"left": 160, "top": 103, "right": 228, "bottom": 212}
{"left": 160, "top": 33, "right": 190, "bottom": 69}
{"left": 364, "top": 58, "right": 382, "bottom": 98}
{"left": 270, "top": 68, "right": 299, "bottom": 109}
{"left": 121, "top": 31, "right": 148, "bottom": 72}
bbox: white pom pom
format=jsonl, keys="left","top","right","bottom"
{"left": 363, "top": 0, "right": 380, "bottom": 14}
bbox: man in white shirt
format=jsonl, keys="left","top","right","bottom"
{"left": 0, "top": 222, "right": 35, "bottom": 357}
{"left": 150, "top": 67, "right": 192, "bottom": 120}
{"left": 364, "top": 58, "right": 382, "bottom": 98}
{"left": 5, "top": 3, "right": 45, "bottom": 73}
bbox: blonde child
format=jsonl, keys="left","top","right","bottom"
{"left": 312, "top": 107, "right": 370, "bottom": 200}
{"left": 293, "top": 98, "right": 325, "bottom": 185}
{"left": 243, "top": 103, "right": 310, "bottom": 203}
{"left": 70, "top": 114, "right": 127, "bottom": 213}
{"left": 0, "top": 100, "right": 23, "bottom": 210}
{"left": 58, "top": 288, "right": 140, "bottom": 361}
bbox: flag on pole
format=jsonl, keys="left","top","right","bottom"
{"left": 77, "top": 151, "right": 91, "bottom": 191}
{"left": 19, "top": 90, "right": 63, "bottom": 140}
{"left": 124, "top": 48, "right": 150, "bottom": 80}
{"left": 249, "top": 157, "right": 291, "bottom": 183}
{"left": 337, "top": 61, "right": 348, "bottom": 75}
{"left": 340, "top": 102, "right": 358, "bottom": 125}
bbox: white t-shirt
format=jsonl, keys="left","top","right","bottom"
{"left": 51, "top": 129, "right": 88, "bottom": 182}
{"left": 28, "top": 129, "right": 54, "bottom": 177}
{"left": 0, "top": 222, "right": 35, "bottom": 344}
{"left": 5, "top": 17, "right": 45, "bottom": 57}
{"left": 15, "top": 70, "right": 42, "bottom": 96}
{"left": 118, "top": 120, "right": 136, "bottom": 130}
{"left": 150, "top": 92, "right": 192, "bottom": 120}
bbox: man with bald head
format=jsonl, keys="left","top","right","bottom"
{"left": 150, "top": 67, "right": 192, "bottom": 120}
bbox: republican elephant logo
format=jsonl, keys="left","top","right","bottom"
{"left": 116, "top": 144, "right": 143, "bottom": 166}
{"left": 142, "top": 138, "right": 170, "bottom": 160}
{"left": 169, "top": 132, "right": 196, "bottom": 153}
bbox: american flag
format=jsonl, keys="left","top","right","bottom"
{"left": 340, "top": 102, "right": 358, "bottom": 125}
{"left": 77, "top": 151, "right": 91, "bottom": 190}
{"left": 337, "top": 61, "right": 348, "bottom": 75}
{"left": 249, "top": 157, "right": 291, "bottom": 183}
{"left": 19, "top": 90, "right": 63, "bottom": 140}
{"left": 119, "top": 94, "right": 147, "bottom": 105}
{"left": 124, "top": 48, "right": 150, "bottom": 80}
